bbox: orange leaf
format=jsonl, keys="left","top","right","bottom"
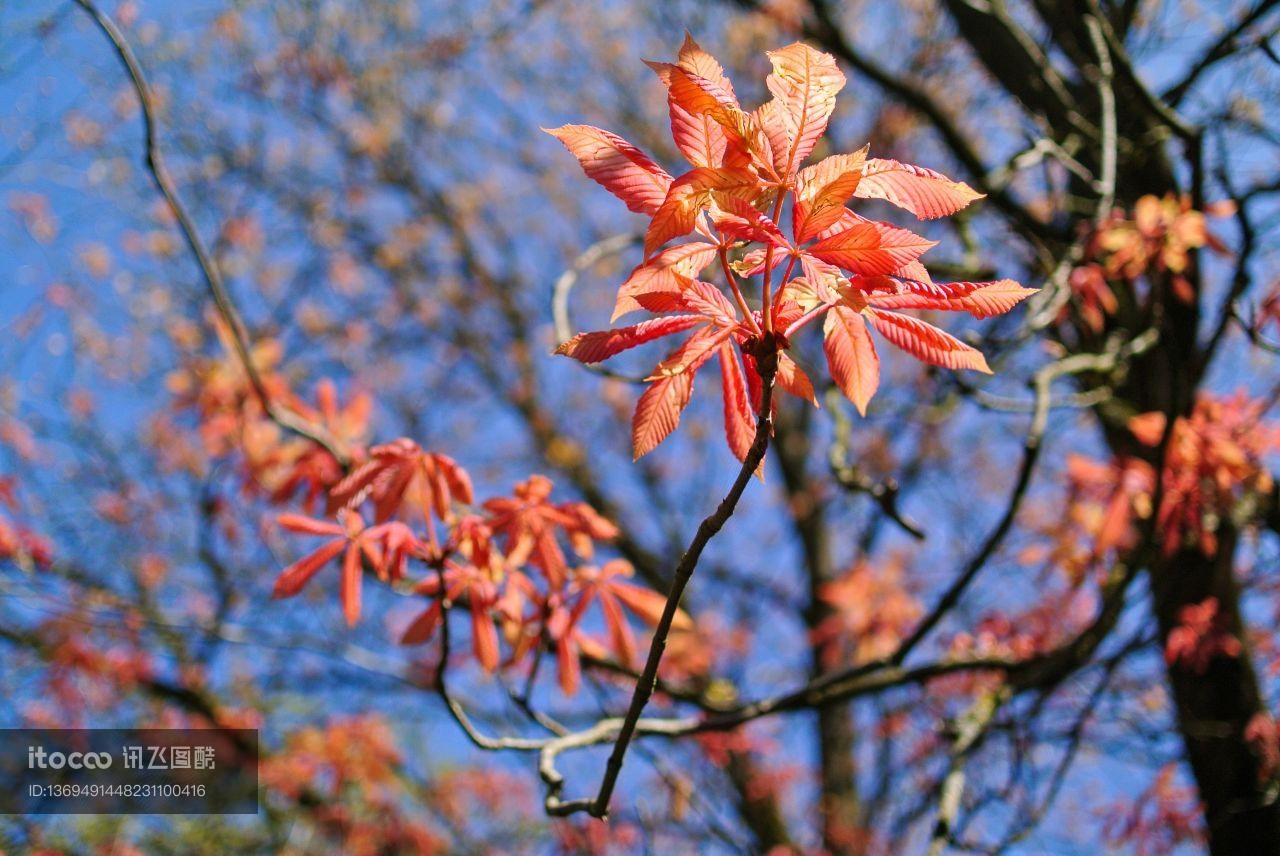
{"left": 864, "top": 309, "right": 990, "bottom": 372}
{"left": 673, "top": 33, "right": 736, "bottom": 96}
{"left": 400, "top": 601, "right": 443, "bottom": 645}
{"left": 633, "top": 279, "right": 739, "bottom": 325}
{"left": 794, "top": 147, "right": 870, "bottom": 241}
{"left": 662, "top": 34, "right": 736, "bottom": 168}
{"left": 557, "top": 636, "right": 581, "bottom": 695}
{"left": 598, "top": 590, "right": 638, "bottom": 667}
{"left": 807, "top": 217, "right": 936, "bottom": 276}
{"left": 644, "top": 326, "right": 734, "bottom": 382}
{"left": 545, "top": 125, "right": 673, "bottom": 216}
{"left": 710, "top": 194, "right": 788, "bottom": 247}
{"left": 272, "top": 539, "right": 346, "bottom": 599}
{"left": 823, "top": 306, "right": 880, "bottom": 415}
{"left": 613, "top": 242, "right": 718, "bottom": 321}
{"left": 609, "top": 579, "right": 693, "bottom": 632}
{"left": 277, "top": 513, "right": 344, "bottom": 537}
{"left": 555, "top": 315, "right": 705, "bottom": 363}
{"left": 651, "top": 62, "right": 771, "bottom": 171}
{"left": 644, "top": 167, "right": 758, "bottom": 257}
{"left": 854, "top": 158, "right": 983, "bottom": 219}
{"left": 751, "top": 97, "right": 793, "bottom": 176}
{"left": 861, "top": 277, "right": 1037, "bottom": 319}
{"left": 632, "top": 372, "right": 694, "bottom": 458}
{"left": 341, "top": 541, "right": 362, "bottom": 626}
{"left": 1129, "top": 411, "right": 1167, "bottom": 447}
{"left": 764, "top": 43, "right": 846, "bottom": 173}
{"left": 718, "top": 343, "right": 756, "bottom": 462}
{"left": 471, "top": 598, "right": 499, "bottom": 672}
{"left": 777, "top": 352, "right": 818, "bottom": 406}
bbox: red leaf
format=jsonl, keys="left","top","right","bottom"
{"left": 434, "top": 454, "right": 475, "bottom": 513}
{"left": 672, "top": 33, "right": 736, "bottom": 96}
{"left": 864, "top": 309, "right": 990, "bottom": 372}
{"left": 823, "top": 306, "right": 880, "bottom": 415}
{"left": 777, "top": 352, "right": 818, "bottom": 406}
{"left": 662, "top": 34, "right": 735, "bottom": 168}
{"left": 341, "top": 542, "right": 362, "bottom": 626}
{"left": 633, "top": 279, "right": 739, "bottom": 325}
{"left": 751, "top": 97, "right": 793, "bottom": 175}
{"left": 854, "top": 157, "right": 983, "bottom": 219}
{"left": 327, "top": 439, "right": 472, "bottom": 523}
{"left": 545, "top": 125, "right": 673, "bottom": 215}
{"left": 277, "top": 513, "right": 344, "bottom": 537}
{"left": 733, "top": 245, "right": 789, "bottom": 278}
{"left": 710, "top": 194, "right": 788, "bottom": 247}
{"left": 644, "top": 167, "right": 758, "bottom": 257}
{"left": 794, "top": 256, "right": 850, "bottom": 307}
{"left": 764, "top": 43, "right": 846, "bottom": 173}
{"left": 471, "top": 597, "right": 499, "bottom": 672}
{"left": 807, "top": 217, "right": 936, "bottom": 276}
{"left": 597, "top": 590, "right": 637, "bottom": 666}
{"left": 718, "top": 343, "right": 756, "bottom": 462}
{"left": 861, "top": 277, "right": 1037, "bottom": 319}
{"left": 668, "top": 101, "right": 730, "bottom": 169}
{"left": 400, "top": 600, "right": 442, "bottom": 645}
{"left": 272, "top": 538, "right": 347, "bottom": 599}
{"left": 1128, "top": 411, "right": 1166, "bottom": 447}
{"left": 645, "top": 326, "right": 734, "bottom": 381}
{"left": 613, "top": 242, "right": 718, "bottom": 321}
{"left": 555, "top": 315, "right": 705, "bottom": 363}
{"left": 633, "top": 372, "right": 694, "bottom": 458}
{"left": 889, "top": 258, "right": 934, "bottom": 285}
{"left": 794, "top": 147, "right": 870, "bottom": 241}
{"left": 660, "top": 65, "right": 761, "bottom": 162}
{"left": 606, "top": 566, "right": 693, "bottom": 631}
{"left": 557, "top": 636, "right": 581, "bottom": 695}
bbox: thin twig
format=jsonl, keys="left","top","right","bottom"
{"left": 825, "top": 387, "right": 926, "bottom": 541}
{"left": 893, "top": 329, "right": 1159, "bottom": 664}
{"left": 431, "top": 562, "right": 544, "bottom": 753}
{"left": 549, "top": 342, "right": 780, "bottom": 818}
{"left": 1161, "top": 0, "right": 1280, "bottom": 108}
{"left": 72, "top": 0, "right": 347, "bottom": 462}
{"left": 1084, "top": 15, "right": 1117, "bottom": 221}
{"left": 551, "top": 233, "right": 647, "bottom": 383}
{"left": 926, "top": 688, "right": 1006, "bottom": 856}
{"left": 1086, "top": 0, "right": 1199, "bottom": 142}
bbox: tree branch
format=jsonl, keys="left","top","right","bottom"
{"left": 72, "top": 0, "right": 347, "bottom": 463}
{"left": 548, "top": 341, "right": 779, "bottom": 818}
{"left": 1162, "top": 0, "right": 1280, "bottom": 108}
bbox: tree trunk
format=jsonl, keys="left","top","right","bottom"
{"left": 1147, "top": 529, "right": 1280, "bottom": 853}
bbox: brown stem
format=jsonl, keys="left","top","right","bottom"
{"left": 549, "top": 340, "right": 779, "bottom": 818}
{"left": 72, "top": 0, "right": 346, "bottom": 463}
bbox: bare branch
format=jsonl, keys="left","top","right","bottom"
{"left": 1084, "top": 14, "right": 1117, "bottom": 219}
{"left": 580, "top": 343, "right": 779, "bottom": 818}
{"left": 927, "top": 689, "right": 1006, "bottom": 856}
{"left": 71, "top": 0, "right": 348, "bottom": 463}
{"left": 1163, "top": 0, "right": 1280, "bottom": 108}
{"left": 825, "top": 387, "right": 926, "bottom": 541}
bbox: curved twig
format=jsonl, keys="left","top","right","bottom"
{"left": 894, "top": 329, "right": 1159, "bottom": 665}
{"left": 1084, "top": 14, "right": 1117, "bottom": 220}
{"left": 72, "top": 0, "right": 347, "bottom": 463}
{"left": 551, "top": 232, "right": 647, "bottom": 383}
{"left": 825, "top": 387, "right": 926, "bottom": 541}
